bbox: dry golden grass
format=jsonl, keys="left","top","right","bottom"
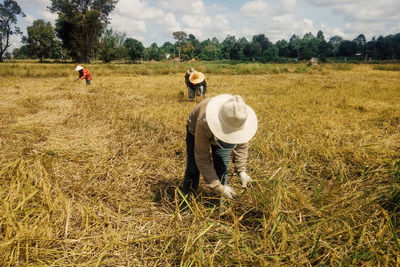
{"left": 0, "top": 62, "right": 399, "bottom": 266}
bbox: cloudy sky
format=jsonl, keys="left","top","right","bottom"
{"left": 11, "top": 0, "right": 400, "bottom": 49}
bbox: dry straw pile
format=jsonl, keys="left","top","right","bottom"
{"left": 0, "top": 62, "right": 399, "bottom": 265}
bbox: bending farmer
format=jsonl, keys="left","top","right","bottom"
{"left": 75, "top": 65, "right": 92, "bottom": 85}
{"left": 181, "top": 94, "right": 258, "bottom": 199}
{"left": 184, "top": 67, "right": 207, "bottom": 101}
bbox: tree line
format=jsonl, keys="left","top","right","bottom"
{"left": 2, "top": 0, "right": 400, "bottom": 63}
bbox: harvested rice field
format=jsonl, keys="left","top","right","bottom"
{"left": 0, "top": 62, "right": 399, "bottom": 265}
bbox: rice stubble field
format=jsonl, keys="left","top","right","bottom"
{"left": 0, "top": 62, "right": 399, "bottom": 265}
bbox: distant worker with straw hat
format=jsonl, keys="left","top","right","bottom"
{"left": 185, "top": 67, "right": 207, "bottom": 101}
{"left": 181, "top": 94, "right": 258, "bottom": 199}
{"left": 75, "top": 65, "right": 92, "bottom": 85}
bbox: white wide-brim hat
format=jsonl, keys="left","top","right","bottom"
{"left": 75, "top": 65, "right": 84, "bottom": 71}
{"left": 206, "top": 94, "right": 258, "bottom": 144}
{"left": 189, "top": 71, "right": 205, "bottom": 84}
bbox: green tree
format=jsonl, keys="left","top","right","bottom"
{"left": 187, "top": 33, "right": 200, "bottom": 57}
{"left": 244, "top": 42, "right": 261, "bottom": 61}
{"left": 235, "top": 37, "right": 249, "bottom": 60}
{"left": 328, "top": 35, "right": 343, "bottom": 58}
{"left": 12, "top": 45, "right": 29, "bottom": 59}
{"left": 172, "top": 31, "right": 187, "bottom": 59}
{"left": 288, "top": 34, "right": 302, "bottom": 60}
{"left": 160, "top": 41, "right": 174, "bottom": 59}
{"left": 221, "top": 35, "right": 236, "bottom": 59}
{"left": 198, "top": 44, "right": 215, "bottom": 60}
{"left": 180, "top": 41, "right": 195, "bottom": 60}
{"left": 354, "top": 34, "right": 367, "bottom": 59}
{"left": 316, "top": 30, "right": 329, "bottom": 61}
{"left": 0, "top": 0, "right": 25, "bottom": 62}
{"left": 98, "top": 27, "right": 125, "bottom": 62}
{"left": 276, "top": 39, "right": 289, "bottom": 58}
{"left": 261, "top": 45, "right": 279, "bottom": 62}
{"left": 144, "top": 42, "right": 162, "bottom": 61}
{"left": 23, "top": 19, "right": 56, "bottom": 62}
{"left": 211, "top": 37, "right": 220, "bottom": 60}
{"left": 49, "top": 0, "right": 118, "bottom": 63}
{"left": 252, "top": 34, "right": 271, "bottom": 55}
{"left": 124, "top": 38, "right": 144, "bottom": 63}
{"left": 301, "top": 32, "right": 319, "bottom": 59}
{"left": 338, "top": 40, "right": 357, "bottom": 57}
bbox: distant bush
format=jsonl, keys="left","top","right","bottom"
{"left": 332, "top": 64, "right": 354, "bottom": 71}
{"left": 295, "top": 65, "right": 309, "bottom": 73}
{"left": 372, "top": 65, "right": 400, "bottom": 71}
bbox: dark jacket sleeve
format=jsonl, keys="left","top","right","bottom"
{"left": 185, "top": 72, "right": 191, "bottom": 87}
{"left": 202, "top": 80, "right": 207, "bottom": 94}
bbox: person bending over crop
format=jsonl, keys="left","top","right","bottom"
{"left": 185, "top": 67, "right": 207, "bottom": 101}
{"left": 75, "top": 65, "right": 92, "bottom": 85}
{"left": 181, "top": 94, "right": 258, "bottom": 199}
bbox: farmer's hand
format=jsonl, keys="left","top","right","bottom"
{"left": 238, "top": 172, "right": 252, "bottom": 188}
{"left": 221, "top": 185, "right": 236, "bottom": 199}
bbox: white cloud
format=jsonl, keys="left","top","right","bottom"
{"left": 240, "top": 0, "right": 269, "bottom": 17}
{"left": 110, "top": 15, "right": 147, "bottom": 36}
{"left": 162, "top": 12, "right": 180, "bottom": 32}
{"left": 305, "top": 0, "right": 400, "bottom": 22}
{"left": 213, "top": 15, "right": 230, "bottom": 32}
{"left": 38, "top": 10, "right": 57, "bottom": 24}
{"left": 388, "top": 23, "right": 400, "bottom": 35}
{"left": 181, "top": 15, "right": 212, "bottom": 29}
{"left": 18, "top": 0, "right": 50, "bottom": 8}
{"left": 24, "top": 14, "right": 35, "bottom": 24}
{"left": 281, "top": 0, "right": 297, "bottom": 13}
{"left": 156, "top": 0, "right": 206, "bottom": 15}
{"left": 115, "top": 0, "right": 164, "bottom": 20}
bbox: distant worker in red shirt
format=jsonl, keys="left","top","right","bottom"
{"left": 75, "top": 65, "right": 92, "bottom": 85}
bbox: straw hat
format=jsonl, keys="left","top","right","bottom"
{"left": 206, "top": 94, "right": 258, "bottom": 144}
{"left": 189, "top": 71, "right": 205, "bottom": 84}
{"left": 75, "top": 65, "right": 84, "bottom": 71}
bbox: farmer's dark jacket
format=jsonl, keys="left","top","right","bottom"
{"left": 185, "top": 70, "right": 207, "bottom": 92}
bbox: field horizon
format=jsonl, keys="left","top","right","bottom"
{"left": 0, "top": 62, "right": 399, "bottom": 265}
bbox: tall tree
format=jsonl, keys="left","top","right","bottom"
{"left": 144, "top": 42, "right": 162, "bottom": 61}
{"left": 160, "top": 41, "right": 174, "bottom": 59}
{"left": 262, "top": 45, "right": 278, "bottom": 62}
{"left": 354, "top": 34, "right": 367, "bottom": 59}
{"left": 0, "top": 0, "right": 25, "bottom": 62}
{"left": 211, "top": 37, "right": 220, "bottom": 60}
{"left": 49, "top": 0, "right": 118, "bottom": 63}
{"left": 23, "top": 19, "right": 56, "bottom": 62}
{"left": 123, "top": 38, "right": 144, "bottom": 63}
{"left": 301, "top": 32, "right": 319, "bottom": 59}
{"left": 187, "top": 33, "right": 200, "bottom": 57}
{"left": 338, "top": 40, "right": 357, "bottom": 57}
{"left": 98, "top": 27, "right": 125, "bottom": 62}
{"left": 316, "top": 30, "right": 329, "bottom": 61}
{"left": 244, "top": 42, "right": 261, "bottom": 61}
{"left": 328, "top": 35, "right": 343, "bottom": 58}
{"left": 180, "top": 41, "right": 195, "bottom": 60}
{"left": 252, "top": 34, "right": 271, "bottom": 54}
{"left": 12, "top": 45, "right": 29, "bottom": 59}
{"left": 221, "top": 35, "right": 236, "bottom": 59}
{"left": 172, "top": 31, "right": 187, "bottom": 59}
{"left": 276, "top": 39, "right": 289, "bottom": 58}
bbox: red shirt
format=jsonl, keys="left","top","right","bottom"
{"left": 79, "top": 69, "right": 92, "bottom": 80}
